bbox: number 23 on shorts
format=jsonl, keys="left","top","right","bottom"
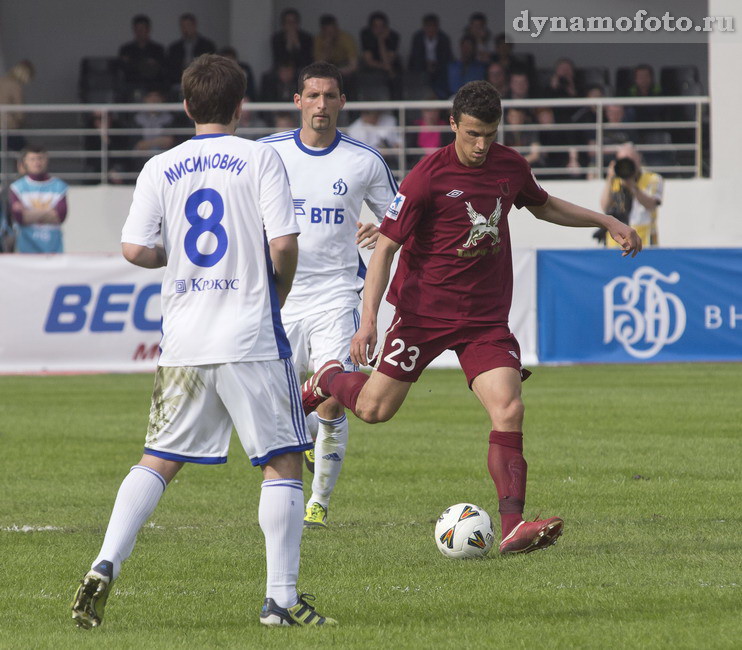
{"left": 383, "top": 338, "right": 420, "bottom": 372}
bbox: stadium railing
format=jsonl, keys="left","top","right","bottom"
{"left": 0, "top": 96, "right": 709, "bottom": 187}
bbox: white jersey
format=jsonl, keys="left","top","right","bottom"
{"left": 122, "top": 133, "right": 298, "bottom": 366}
{"left": 260, "top": 129, "right": 398, "bottom": 322}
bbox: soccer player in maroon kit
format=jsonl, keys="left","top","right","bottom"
{"left": 303, "top": 80, "right": 642, "bottom": 554}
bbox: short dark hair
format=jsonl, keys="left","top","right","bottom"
{"left": 21, "top": 144, "right": 47, "bottom": 159}
{"left": 280, "top": 8, "right": 300, "bottom": 23}
{"left": 132, "top": 14, "right": 150, "bottom": 28}
{"left": 180, "top": 13, "right": 196, "bottom": 23}
{"left": 634, "top": 63, "right": 654, "bottom": 78}
{"left": 469, "top": 12, "right": 487, "bottom": 24}
{"left": 298, "top": 61, "right": 344, "bottom": 95}
{"left": 320, "top": 14, "right": 337, "bottom": 27}
{"left": 452, "top": 81, "right": 502, "bottom": 124}
{"left": 182, "top": 54, "right": 246, "bottom": 125}
{"left": 422, "top": 14, "right": 439, "bottom": 26}
{"left": 368, "top": 11, "right": 389, "bottom": 27}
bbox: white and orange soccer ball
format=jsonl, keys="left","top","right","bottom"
{"left": 434, "top": 503, "right": 495, "bottom": 559}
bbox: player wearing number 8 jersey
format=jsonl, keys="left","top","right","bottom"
{"left": 303, "top": 80, "right": 643, "bottom": 555}
{"left": 72, "top": 54, "right": 335, "bottom": 630}
{"left": 260, "top": 62, "right": 397, "bottom": 528}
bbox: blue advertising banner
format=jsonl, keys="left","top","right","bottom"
{"left": 537, "top": 249, "right": 742, "bottom": 363}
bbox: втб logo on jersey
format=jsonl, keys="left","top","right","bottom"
{"left": 457, "top": 197, "right": 502, "bottom": 257}
{"left": 603, "top": 266, "right": 686, "bottom": 359}
{"left": 333, "top": 178, "right": 348, "bottom": 195}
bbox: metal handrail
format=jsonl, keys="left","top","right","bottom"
{"left": 0, "top": 95, "right": 710, "bottom": 185}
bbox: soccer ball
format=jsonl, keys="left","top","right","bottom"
{"left": 434, "top": 503, "right": 494, "bottom": 559}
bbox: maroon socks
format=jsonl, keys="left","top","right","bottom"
{"left": 487, "top": 430, "right": 527, "bottom": 539}
{"left": 325, "top": 371, "right": 369, "bottom": 414}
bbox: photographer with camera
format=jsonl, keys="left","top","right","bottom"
{"left": 597, "top": 142, "right": 663, "bottom": 247}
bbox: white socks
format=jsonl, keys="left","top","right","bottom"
{"left": 305, "top": 411, "right": 320, "bottom": 440}
{"left": 309, "top": 415, "right": 348, "bottom": 509}
{"left": 92, "top": 465, "right": 166, "bottom": 580}
{"left": 259, "top": 479, "right": 303, "bottom": 608}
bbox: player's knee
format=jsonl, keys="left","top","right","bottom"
{"left": 355, "top": 399, "right": 396, "bottom": 424}
{"left": 494, "top": 397, "right": 524, "bottom": 429}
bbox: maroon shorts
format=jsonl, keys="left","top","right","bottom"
{"left": 374, "top": 310, "right": 531, "bottom": 387}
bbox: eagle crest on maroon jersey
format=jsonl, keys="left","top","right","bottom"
{"left": 463, "top": 197, "right": 502, "bottom": 248}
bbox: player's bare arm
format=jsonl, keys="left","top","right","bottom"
{"left": 355, "top": 220, "right": 380, "bottom": 249}
{"left": 269, "top": 233, "right": 299, "bottom": 307}
{"left": 122, "top": 242, "right": 167, "bottom": 268}
{"left": 351, "top": 233, "right": 400, "bottom": 366}
{"left": 528, "top": 195, "right": 642, "bottom": 257}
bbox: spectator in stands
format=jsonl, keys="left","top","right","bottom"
{"left": 407, "top": 103, "right": 451, "bottom": 166}
{"left": 260, "top": 59, "right": 297, "bottom": 103}
{"left": 533, "top": 106, "right": 581, "bottom": 178}
{"left": 314, "top": 14, "right": 358, "bottom": 79}
{"left": 628, "top": 64, "right": 665, "bottom": 123}
{"left": 83, "top": 110, "right": 129, "bottom": 185}
{"left": 272, "top": 111, "right": 297, "bottom": 130}
{"left": 0, "top": 60, "right": 35, "bottom": 151}
{"left": 504, "top": 69, "right": 534, "bottom": 121}
{"left": 360, "top": 11, "right": 402, "bottom": 99}
{"left": 492, "top": 33, "right": 535, "bottom": 80}
{"left": 447, "top": 35, "right": 486, "bottom": 97}
{"left": 167, "top": 13, "right": 216, "bottom": 88}
{"left": 217, "top": 47, "right": 257, "bottom": 101}
{"left": 463, "top": 12, "right": 493, "bottom": 64}
{"left": 599, "top": 142, "right": 663, "bottom": 247}
{"left": 271, "top": 8, "right": 313, "bottom": 73}
{"left": 409, "top": 13, "right": 453, "bottom": 99}
{"left": 348, "top": 110, "right": 401, "bottom": 168}
{"left": 545, "top": 58, "right": 580, "bottom": 122}
{"left": 546, "top": 58, "right": 579, "bottom": 99}
{"left": 130, "top": 89, "right": 178, "bottom": 171}
{"left": 9, "top": 146, "right": 68, "bottom": 253}
{"left": 486, "top": 61, "right": 509, "bottom": 97}
{"left": 118, "top": 14, "right": 166, "bottom": 101}
{"left": 503, "top": 107, "right": 540, "bottom": 165}
{"left": 603, "top": 104, "right": 636, "bottom": 151}
{"left": 237, "top": 97, "right": 268, "bottom": 139}
{"left": 571, "top": 84, "right": 606, "bottom": 177}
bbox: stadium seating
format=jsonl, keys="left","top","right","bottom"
{"left": 78, "top": 57, "right": 122, "bottom": 103}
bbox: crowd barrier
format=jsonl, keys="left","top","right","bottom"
{"left": 1, "top": 248, "right": 739, "bottom": 373}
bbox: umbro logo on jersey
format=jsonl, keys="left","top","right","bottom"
{"left": 333, "top": 178, "right": 348, "bottom": 195}
{"left": 446, "top": 190, "right": 464, "bottom": 197}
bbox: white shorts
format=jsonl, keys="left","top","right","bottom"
{"left": 143, "top": 359, "right": 310, "bottom": 466}
{"left": 284, "top": 307, "right": 359, "bottom": 381}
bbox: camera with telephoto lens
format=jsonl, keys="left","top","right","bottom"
{"left": 614, "top": 157, "right": 637, "bottom": 179}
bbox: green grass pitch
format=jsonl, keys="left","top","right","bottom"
{"left": 0, "top": 364, "right": 740, "bottom": 649}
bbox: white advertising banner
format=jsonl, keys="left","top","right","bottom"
{"left": 0, "top": 251, "right": 537, "bottom": 374}
{"left": 0, "top": 255, "right": 165, "bottom": 373}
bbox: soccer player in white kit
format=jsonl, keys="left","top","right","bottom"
{"left": 260, "top": 62, "right": 398, "bottom": 528}
{"left": 71, "top": 55, "right": 335, "bottom": 629}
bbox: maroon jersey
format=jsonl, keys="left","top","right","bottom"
{"left": 380, "top": 142, "right": 548, "bottom": 324}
